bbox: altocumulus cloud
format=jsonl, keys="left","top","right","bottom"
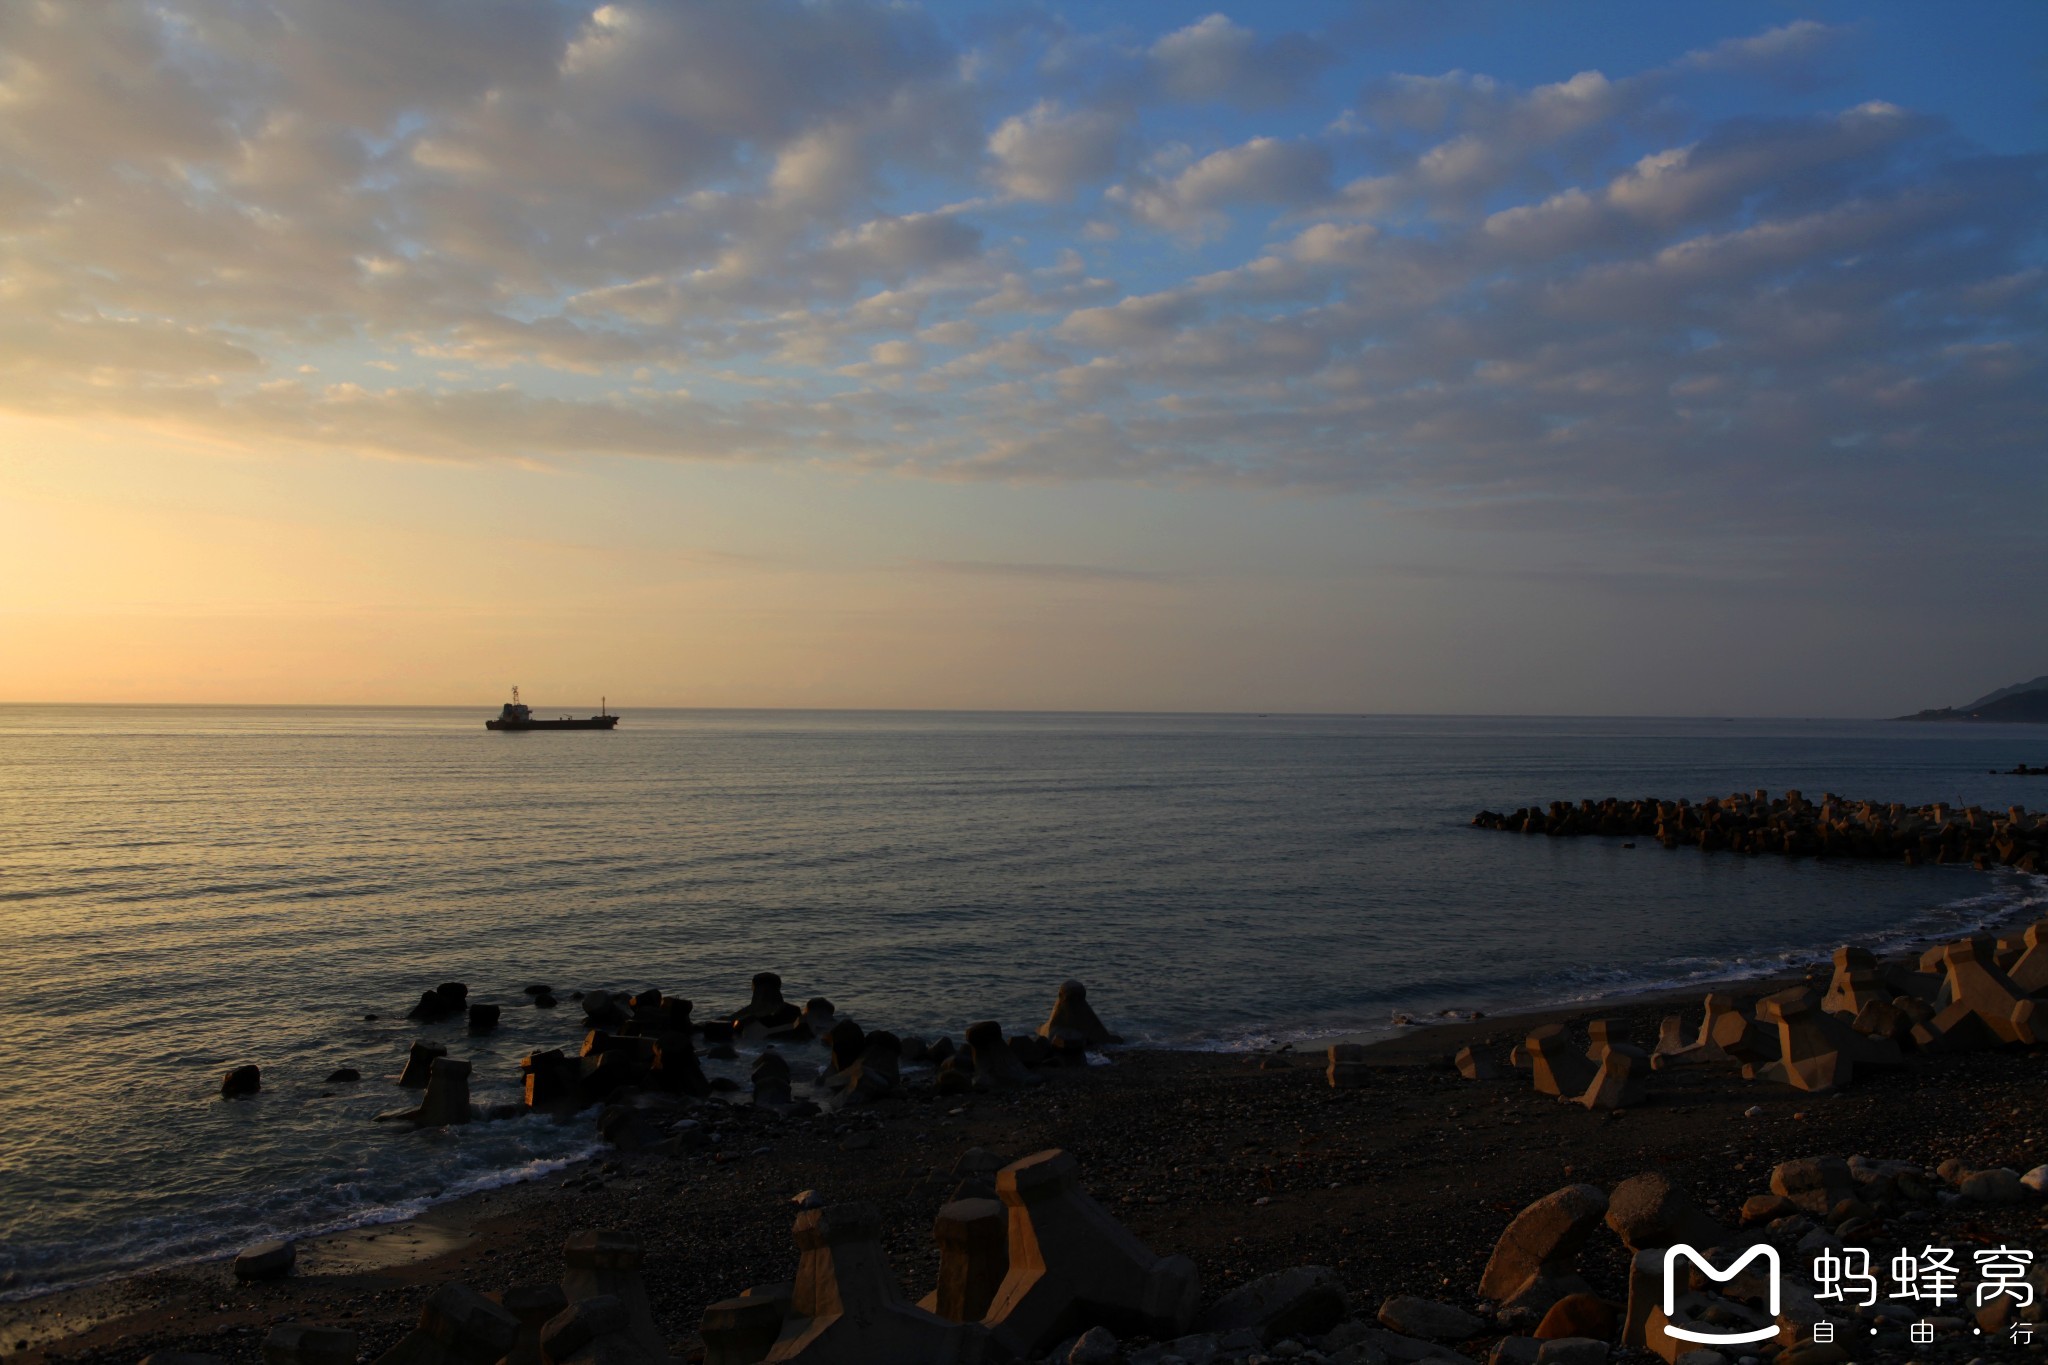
{"left": 1, "top": 1, "right": 2042, "bottom": 551}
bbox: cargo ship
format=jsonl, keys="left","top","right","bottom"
{"left": 485, "top": 687, "right": 619, "bottom": 731}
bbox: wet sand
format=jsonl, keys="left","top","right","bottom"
{"left": 7, "top": 971, "right": 2045, "bottom": 1365}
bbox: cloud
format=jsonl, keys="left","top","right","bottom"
{"left": 1112, "top": 136, "right": 1333, "bottom": 231}
{"left": 0, "top": 2, "right": 2038, "bottom": 579}
{"left": 1147, "top": 14, "right": 1333, "bottom": 108}
{"left": 987, "top": 100, "right": 1128, "bottom": 201}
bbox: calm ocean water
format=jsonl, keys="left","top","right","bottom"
{"left": 2, "top": 706, "right": 2044, "bottom": 1298}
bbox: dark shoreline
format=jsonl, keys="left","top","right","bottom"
{"left": 6, "top": 941, "right": 2046, "bottom": 1365}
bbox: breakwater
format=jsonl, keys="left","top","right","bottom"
{"left": 1471, "top": 790, "right": 2044, "bottom": 870}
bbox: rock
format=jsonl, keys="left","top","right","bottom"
{"left": 1193, "top": 1266, "right": 1348, "bottom": 1347}
{"left": 1478, "top": 1185, "right": 1608, "bottom": 1301}
{"left": 1770, "top": 1158, "right": 1854, "bottom": 1216}
{"left": 920, "top": 1198, "right": 1009, "bottom": 1324}
{"left": 1740, "top": 1195, "right": 1796, "bottom": 1226}
{"left": 700, "top": 1290, "right": 787, "bottom": 1365}
{"left": 467, "top": 1004, "right": 500, "bottom": 1034}
{"left": 1377, "top": 1297, "right": 1481, "bottom": 1342}
{"left": 1577, "top": 1044, "right": 1650, "bottom": 1110}
{"left": 1524, "top": 1025, "right": 1595, "bottom": 1098}
{"left": 523, "top": 983, "right": 553, "bottom": 996}
{"left": 1606, "top": 1173, "right": 1727, "bottom": 1251}
{"left": 398, "top": 1041, "right": 449, "bottom": 1089}
{"left": 1489, "top": 1338, "right": 1541, "bottom": 1365}
{"left": 1504, "top": 1273, "right": 1594, "bottom": 1323}
{"left": 262, "top": 1325, "right": 359, "bottom": 1365}
{"left": 1534, "top": 1295, "right": 1618, "bottom": 1342}
{"left": 2021, "top": 1164, "right": 2048, "bottom": 1194}
{"left": 965, "top": 1020, "right": 1042, "bottom": 1091}
{"left": 1644, "top": 1295, "right": 1770, "bottom": 1365}
{"left": 324, "top": 1067, "right": 361, "bottom": 1083}
{"left": 648, "top": 1032, "right": 709, "bottom": 1098}
{"left": 1534, "top": 1339, "right": 1607, "bottom": 1365}
{"left": 982, "top": 1149, "right": 1200, "bottom": 1358}
{"left": 1958, "top": 1167, "right": 2027, "bottom": 1204}
{"left": 1068, "top": 1326, "right": 1119, "bottom": 1365}
{"left": 373, "top": 1284, "right": 520, "bottom": 1365}
{"left": 760, "top": 1202, "right": 980, "bottom": 1364}
{"left": 1039, "top": 981, "right": 1122, "bottom": 1049}
{"left": 1620, "top": 1248, "right": 1661, "bottom": 1349}
{"left": 1455, "top": 1047, "right": 1498, "bottom": 1080}
{"left": 560, "top": 1232, "right": 669, "bottom": 1365}
{"left": 1671, "top": 1353, "right": 1726, "bottom": 1365}
{"left": 233, "top": 1239, "right": 296, "bottom": 1281}
{"left": 752, "top": 1050, "right": 794, "bottom": 1109}
{"left": 221, "top": 1065, "right": 262, "bottom": 1098}
{"left": 407, "top": 983, "right": 467, "bottom": 1022}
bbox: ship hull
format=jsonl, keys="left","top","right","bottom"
{"left": 485, "top": 716, "right": 619, "bottom": 731}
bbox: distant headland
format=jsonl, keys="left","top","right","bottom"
{"left": 1897, "top": 673, "right": 2048, "bottom": 723}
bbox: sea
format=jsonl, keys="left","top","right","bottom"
{"left": 2, "top": 705, "right": 2044, "bottom": 1300}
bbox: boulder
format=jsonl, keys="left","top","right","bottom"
{"left": 761, "top": 1202, "right": 982, "bottom": 1364}
{"left": 1957, "top": 1167, "right": 2027, "bottom": 1204}
{"left": 1605, "top": 1173, "right": 1727, "bottom": 1251}
{"left": 262, "top": 1325, "right": 360, "bottom": 1365}
{"left": 1524, "top": 1026, "right": 1595, "bottom": 1098}
{"left": 560, "top": 1232, "right": 670, "bottom": 1365}
{"left": 1534, "top": 1295, "right": 1618, "bottom": 1342}
{"left": 1770, "top": 1158, "right": 1854, "bottom": 1217}
{"left": 1740, "top": 1195, "right": 1796, "bottom": 1226}
{"left": 407, "top": 984, "right": 467, "bottom": 1022}
{"left": 324, "top": 1068, "right": 361, "bottom": 1084}
{"left": 399, "top": 1041, "right": 449, "bottom": 1089}
{"left": 373, "top": 1285, "right": 520, "bottom": 1365}
{"left": 917, "top": 1198, "right": 1009, "bottom": 1324}
{"left": 1644, "top": 1295, "right": 1770, "bottom": 1365}
{"left": 1490, "top": 1337, "right": 1541, "bottom": 1365}
{"left": 1192, "top": 1266, "right": 1347, "bottom": 1347}
{"left": 581, "top": 990, "right": 628, "bottom": 1029}
{"left": 1377, "top": 1297, "right": 1481, "bottom": 1341}
{"left": 1037, "top": 981, "right": 1122, "bottom": 1049}
{"left": 825, "top": 1020, "right": 867, "bottom": 1075}
{"left": 221, "top": 1065, "right": 262, "bottom": 1098}
{"left": 1479, "top": 1185, "right": 1608, "bottom": 1301}
{"left": 233, "top": 1239, "right": 296, "bottom": 1281}
{"left": 1067, "top": 1327, "right": 1118, "bottom": 1365}
{"left": 466, "top": 1004, "right": 500, "bottom": 1035}
{"left": 982, "top": 1149, "right": 1199, "bottom": 1358}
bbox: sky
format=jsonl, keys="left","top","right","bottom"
{"left": 1, "top": 1, "right": 2044, "bottom": 714}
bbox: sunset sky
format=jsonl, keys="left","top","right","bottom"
{"left": 2, "top": 1, "right": 2043, "bottom": 713}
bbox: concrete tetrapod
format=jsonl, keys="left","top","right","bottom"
{"left": 761, "top": 1202, "right": 983, "bottom": 1365}
{"left": 980, "top": 1149, "right": 1199, "bottom": 1359}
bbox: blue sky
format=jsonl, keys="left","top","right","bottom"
{"left": 0, "top": 1, "right": 2043, "bottom": 711}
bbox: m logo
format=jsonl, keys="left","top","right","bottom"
{"left": 1662, "top": 1243, "right": 1782, "bottom": 1345}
